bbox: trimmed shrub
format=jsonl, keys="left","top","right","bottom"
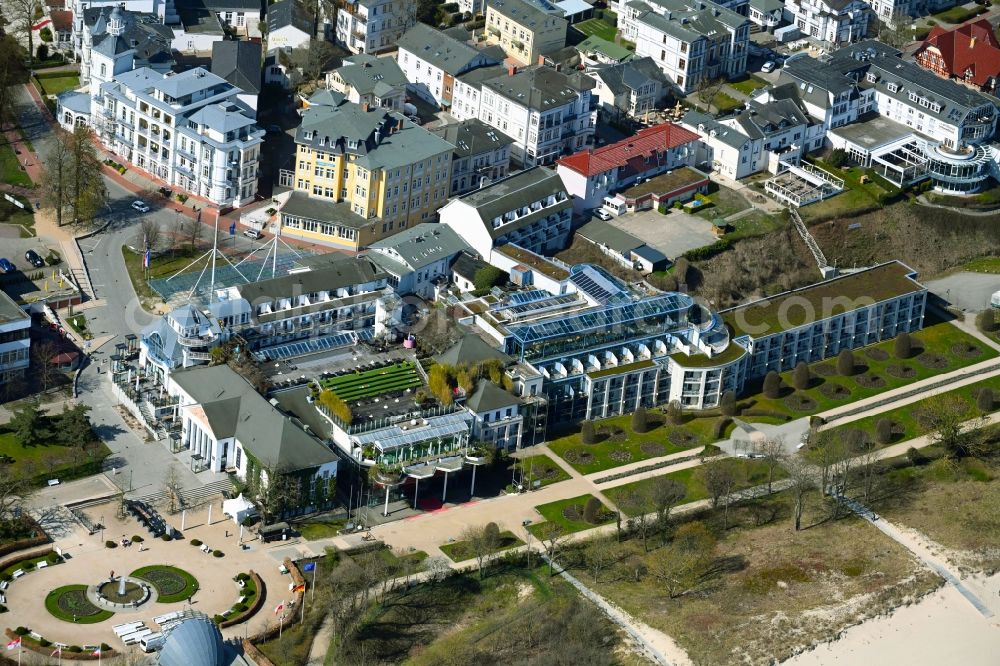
{"left": 977, "top": 387, "right": 994, "bottom": 413}
{"left": 161, "top": 533, "right": 172, "bottom": 541}
{"left": 233, "top": 603, "right": 248, "bottom": 613}
{"left": 46, "top": 551, "right": 60, "bottom": 564}
{"left": 580, "top": 420, "right": 596, "bottom": 445}
{"left": 100, "top": 644, "right": 112, "bottom": 652}
{"left": 39, "top": 27, "right": 53, "bottom": 42}
{"left": 631, "top": 406, "right": 648, "bottom": 434}
{"left": 720, "top": 390, "right": 737, "bottom": 416}
{"left": 484, "top": 522, "right": 501, "bottom": 543}
{"left": 39, "top": 639, "right": 51, "bottom": 648}
{"left": 893, "top": 332, "right": 912, "bottom": 359}
{"left": 15, "top": 627, "right": 29, "bottom": 636}
{"left": 837, "top": 349, "right": 856, "bottom": 376}
{"left": 212, "top": 550, "right": 224, "bottom": 557}
{"left": 712, "top": 417, "right": 732, "bottom": 439}
{"left": 977, "top": 309, "right": 997, "bottom": 333}
{"left": 792, "top": 361, "right": 810, "bottom": 391}
{"left": 763, "top": 371, "right": 781, "bottom": 399}
{"left": 105, "top": 540, "right": 117, "bottom": 548}
{"left": 583, "top": 497, "right": 602, "bottom": 524}
{"left": 68, "top": 646, "right": 82, "bottom": 653}
{"left": 213, "top": 614, "right": 225, "bottom": 624}
{"left": 191, "top": 539, "right": 203, "bottom": 547}
{"left": 906, "top": 446, "right": 926, "bottom": 466}
{"left": 131, "top": 535, "right": 144, "bottom": 543}
{"left": 665, "top": 400, "right": 683, "bottom": 425}
{"left": 874, "top": 418, "right": 893, "bottom": 445}
{"left": 36, "top": 44, "right": 48, "bottom": 61}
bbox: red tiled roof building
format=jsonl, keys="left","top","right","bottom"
{"left": 556, "top": 123, "right": 701, "bottom": 211}
{"left": 914, "top": 19, "right": 1000, "bottom": 92}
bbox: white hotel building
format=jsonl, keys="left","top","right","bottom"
{"left": 90, "top": 67, "right": 264, "bottom": 208}
{"left": 0, "top": 293, "right": 31, "bottom": 388}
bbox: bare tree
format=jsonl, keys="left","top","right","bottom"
{"left": 31, "top": 340, "right": 60, "bottom": 391}
{"left": 695, "top": 77, "right": 728, "bottom": 115}
{"left": 0, "top": 462, "right": 34, "bottom": 526}
{"left": 161, "top": 465, "right": 184, "bottom": 514}
{"left": 699, "top": 458, "right": 742, "bottom": 530}
{"left": 460, "top": 522, "right": 501, "bottom": 579}
{"left": 136, "top": 218, "right": 162, "bottom": 253}
{"left": 620, "top": 489, "right": 653, "bottom": 552}
{"left": 759, "top": 437, "right": 786, "bottom": 495}
{"left": 7, "top": 0, "right": 39, "bottom": 67}
{"left": 583, "top": 536, "right": 618, "bottom": 583}
{"left": 536, "top": 522, "right": 567, "bottom": 576}
{"left": 648, "top": 476, "right": 686, "bottom": 540}
{"left": 785, "top": 457, "right": 814, "bottom": 531}
{"left": 39, "top": 128, "right": 74, "bottom": 227}
{"left": 922, "top": 394, "right": 989, "bottom": 459}
{"left": 180, "top": 215, "right": 204, "bottom": 251}
{"left": 647, "top": 521, "right": 716, "bottom": 598}
{"left": 855, "top": 440, "right": 881, "bottom": 504}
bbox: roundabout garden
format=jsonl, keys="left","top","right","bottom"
{"left": 45, "top": 585, "right": 114, "bottom": 624}
{"left": 131, "top": 565, "right": 199, "bottom": 603}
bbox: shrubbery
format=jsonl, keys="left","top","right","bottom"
{"left": 105, "top": 540, "right": 117, "bottom": 548}
{"left": 191, "top": 539, "right": 203, "bottom": 547}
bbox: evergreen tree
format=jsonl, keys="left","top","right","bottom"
{"left": 763, "top": 371, "right": 781, "bottom": 399}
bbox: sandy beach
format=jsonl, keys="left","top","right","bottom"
{"left": 785, "top": 573, "right": 1000, "bottom": 666}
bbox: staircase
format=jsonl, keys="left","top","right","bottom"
{"left": 132, "top": 478, "right": 231, "bottom": 509}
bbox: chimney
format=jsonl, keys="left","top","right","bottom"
{"left": 362, "top": 102, "right": 370, "bottom": 111}
{"left": 507, "top": 63, "right": 518, "bottom": 76}
{"left": 537, "top": 54, "right": 546, "bottom": 66}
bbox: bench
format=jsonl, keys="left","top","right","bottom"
{"left": 11, "top": 570, "right": 24, "bottom": 579}
{"left": 238, "top": 579, "right": 246, "bottom": 589}
{"left": 278, "top": 565, "right": 289, "bottom": 574}
{"left": 238, "top": 595, "right": 246, "bottom": 604}
{"left": 113, "top": 622, "right": 144, "bottom": 637}
{"left": 0, "top": 593, "right": 6, "bottom": 604}
{"left": 1, "top": 580, "right": 8, "bottom": 590}
{"left": 200, "top": 544, "right": 210, "bottom": 553}
{"left": 36, "top": 561, "right": 48, "bottom": 569}
{"left": 47, "top": 479, "right": 60, "bottom": 486}
{"left": 121, "top": 629, "right": 152, "bottom": 645}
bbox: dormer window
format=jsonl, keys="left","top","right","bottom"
{"left": 303, "top": 130, "right": 314, "bottom": 140}
{"left": 886, "top": 82, "right": 898, "bottom": 93}
{"left": 866, "top": 72, "right": 877, "bottom": 83}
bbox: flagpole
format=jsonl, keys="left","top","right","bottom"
{"left": 311, "top": 563, "right": 316, "bottom": 601}
{"left": 279, "top": 611, "right": 283, "bottom": 639}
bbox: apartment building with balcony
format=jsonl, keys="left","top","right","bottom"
{"left": 476, "top": 64, "right": 596, "bottom": 167}
{"left": 0, "top": 292, "right": 31, "bottom": 388}
{"left": 89, "top": 67, "right": 264, "bottom": 208}
{"left": 396, "top": 23, "right": 503, "bottom": 107}
{"left": 334, "top": 0, "right": 417, "bottom": 54}
{"left": 621, "top": 0, "right": 750, "bottom": 93}
{"left": 70, "top": 0, "right": 175, "bottom": 55}
{"left": 366, "top": 223, "right": 471, "bottom": 299}
{"left": 781, "top": 0, "right": 870, "bottom": 46}
{"left": 587, "top": 57, "right": 674, "bottom": 122}
{"left": 276, "top": 90, "right": 454, "bottom": 251}
{"left": 430, "top": 118, "right": 515, "bottom": 195}
{"left": 139, "top": 304, "right": 223, "bottom": 378}
{"left": 77, "top": 6, "right": 175, "bottom": 89}
{"left": 484, "top": 0, "right": 568, "bottom": 66}
{"left": 439, "top": 166, "right": 573, "bottom": 259}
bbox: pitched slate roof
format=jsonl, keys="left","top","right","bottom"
{"left": 367, "top": 223, "right": 470, "bottom": 271}
{"left": 171, "top": 365, "right": 337, "bottom": 471}
{"left": 577, "top": 219, "right": 643, "bottom": 254}
{"left": 482, "top": 65, "right": 594, "bottom": 112}
{"left": 333, "top": 54, "right": 408, "bottom": 95}
{"left": 915, "top": 19, "right": 1000, "bottom": 88}
{"left": 456, "top": 166, "right": 572, "bottom": 239}
{"left": 236, "top": 253, "right": 386, "bottom": 303}
{"left": 211, "top": 40, "right": 262, "bottom": 95}
{"left": 398, "top": 23, "right": 500, "bottom": 76}
{"left": 557, "top": 122, "right": 699, "bottom": 178}
{"left": 451, "top": 252, "right": 491, "bottom": 281}
{"left": 267, "top": 0, "right": 313, "bottom": 34}
{"left": 438, "top": 334, "right": 512, "bottom": 366}
{"left": 466, "top": 380, "right": 521, "bottom": 413}
{"left": 590, "top": 57, "right": 670, "bottom": 96}
{"left": 430, "top": 118, "right": 514, "bottom": 159}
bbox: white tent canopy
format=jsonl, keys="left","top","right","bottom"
{"left": 222, "top": 494, "right": 257, "bottom": 525}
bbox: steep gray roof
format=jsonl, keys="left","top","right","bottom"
{"left": 398, "top": 23, "right": 500, "bottom": 76}
{"left": 451, "top": 252, "right": 490, "bottom": 281}
{"left": 591, "top": 57, "right": 670, "bottom": 96}
{"left": 458, "top": 166, "right": 570, "bottom": 239}
{"left": 466, "top": 380, "right": 521, "bottom": 413}
{"left": 482, "top": 65, "right": 594, "bottom": 112}
{"left": 490, "top": 0, "right": 565, "bottom": 27}
{"left": 734, "top": 98, "right": 809, "bottom": 138}
{"left": 267, "top": 0, "right": 313, "bottom": 34}
{"left": 682, "top": 109, "right": 751, "bottom": 149}
{"left": 211, "top": 40, "right": 262, "bottom": 95}
{"left": 236, "top": 253, "right": 386, "bottom": 304}
{"left": 430, "top": 118, "right": 514, "bottom": 159}
{"left": 170, "top": 365, "right": 337, "bottom": 471}
{"left": 157, "top": 68, "right": 230, "bottom": 98}
{"left": 333, "top": 54, "right": 408, "bottom": 95}
{"left": 86, "top": 6, "right": 174, "bottom": 63}
{"left": 367, "top": 223, "right": 470, "bottom": 271}
{"left": 438, "top": 333, "right": 512, "bottom": 366}
{"left": 280, "top": 191, "right": 377, "bottom": 229}
{"left": 188, "top": 101, "right": 257, "bottom": 131}
{"left": 577, "top": 219, "right": 642, "bottom": 254}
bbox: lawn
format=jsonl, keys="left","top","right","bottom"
{"left": 65, "top": 313, "right": 93, "bottom": 340}
{"left": 933, "top": 3, "right": 987, "bottom": 23}
{"left": 547, "top": 410, "right": 720, "bottom": 474}
{"left": 962, "top": 256, "right": 1000, "bottom": 274}
{"left": 0, "top": 196, "right": 35, "bottom": 233}
{"left": 528, "top": 494, "right": 615, "bottom": 537}
{"left": 693, "top": 182, "right": 751, "bottom": 221}
{"left": 121, "top": 245, "right": 202, "bottom": 308}
{"left": 875, "top": 448, "right": 1000, "bottom": 572}
{"left": 0, "top": 141, "right": 33, "bottom": 188}
{"left": 297, "top": 519, "right": 347, "bottom": 540}
{"left": 511, "top": 453, "right": 570, "bottom": 489}
{"left": 722, "top": 210, "right": 787, "bottom": 241}
{"left": 710, "top": 91, "right": 743, "bottom": 114}
{"left": 605, "top": 458, "right": 789, "bottom": 515}
{"left": 320, "top": 361, "right": 421, "bottom": 402}
{"left": 0, "top": 430, "right": 110, "bottom": 485}
{"left": 33, "top": 73, "right": 80, "bottom": 97}
{"left": 819, "top": 373, "right": 1000, "bottom": 454}
{"left": 798, "top": 157, "right": 899, "bottom": 223}
{"left": 131, "top": 565, "right": 199, "bottom": 603}
{"left": 728, "top": 75, "right": 769, "bottom": 96}
{"left": 573, "top": 17, "right": 618, "bottom": 41}
{"left": 585, "top": 491, "right": 942, "bottom": 665}
{"left": 45, "top": 584, "right": 115, "bottom": 624}
{"left": 740, "top": 312, "right": 997, "bottom": 421}
{"left": 440, "top": 530, "right": 524, "bottom": 562}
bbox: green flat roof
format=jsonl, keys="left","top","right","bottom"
{"left": 620, "top": 167, "right": 708, "bottom": 199}
{"left": 587, "top": 358, "right": 656, "bottom": 379}
{"left": 722, "top": 261, "right": 924, "bottom": 338}
{"left": 499, "top": 245, "right": 570, "bottom": 281}
{"left": 671, "top": 342, "right": 746, "bottom": 368}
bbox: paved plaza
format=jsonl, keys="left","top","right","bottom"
{"left": 6, "top": 499, "right": 304, "bottom": 652}
{"left": 606, "top": 209, "right": 719, "bottom": 259}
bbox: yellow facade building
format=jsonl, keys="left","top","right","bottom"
{"left": 278, "top": 90, "right": 455, "bottom": 252}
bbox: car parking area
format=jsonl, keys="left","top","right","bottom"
{"left": 605, "top": 209, "right": 719, "bottom": 260}
{"left": 0, "top": 235, "right": 73, "bottom": 303}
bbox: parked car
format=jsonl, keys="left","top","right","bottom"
{"left": 25, "top": 249, "right": 44, "bottom": 268}
{"left": 243, "top": 228, "right": 263, "bottom": 239}
{"left": 131, "top": 200, "right": 150, "bottom": 213}
{"left": 761, "top": 60, "right": 776, "bottom": 73}
{"left": 405, "top": 114, "right": 423, "bottom": 126}
{"left": 595, "top": 209, "right": 612, "bottom": 221}
{"left": 0, "top": 258, "right": 14, "bottom": 274}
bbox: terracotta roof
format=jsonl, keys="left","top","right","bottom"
{"left": 50, "top": 9, "right": 72, "bottom": 31}
{"left": 556, "top": 122, "right": 699, "bottom": 178}
{"left": 915, "top": 18, "right": 1000, "bottom": 88}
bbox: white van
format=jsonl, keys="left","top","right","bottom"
{"left": 140, "top": 633, "right": 165, "bottom": 653}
